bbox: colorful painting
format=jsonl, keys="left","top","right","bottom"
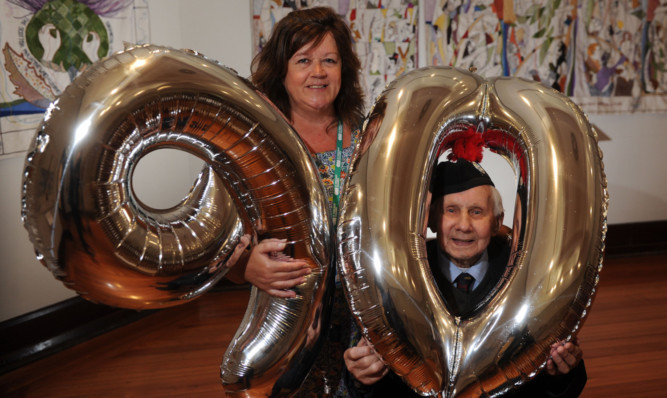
{"left": 423, "top": 0, "right": 667, "bottom": 114}
{"left": 0, "top": 0, "right": 150, "bottom": 159}
{"left": 252, "top": 0, "right": 419, "bottom": 109}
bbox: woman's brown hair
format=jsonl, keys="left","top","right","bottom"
{"left": 251, "top": 7, "right": 365, "bottom": 129}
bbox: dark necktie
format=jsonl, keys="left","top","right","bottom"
{"left": 454, "top": 272, "right": 475, "bottom": 293}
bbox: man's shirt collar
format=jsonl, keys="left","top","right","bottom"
{"left": 437, "top": 248, "right": 489, "bottom": 291}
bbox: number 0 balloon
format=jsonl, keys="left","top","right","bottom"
{"left": 337, "top": 67, "right": 607, "bottom": 397}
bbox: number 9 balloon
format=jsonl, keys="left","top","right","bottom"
{"left": 337, "top": 66, "right": 608, "bottom": 396}
{"left": 21, "top": 44, "right": 335, "bottom": 397}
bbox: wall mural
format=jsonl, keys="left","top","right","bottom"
{"left": 254, "top": 0, "right": 667, "bottom": 114}
{"left": 3, "top": 0, "right": 663, "bottom": 158}
{"left": 0, "top": 0, "right": 150, "bottom": 159}
{"left": 423, "top": 0, "right": 667, "bottom": 114}
{"left": 252, "top": 0, "right": 419, "bottom": 109}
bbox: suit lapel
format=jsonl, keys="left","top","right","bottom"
{"left": 426, "top": 238, "right": 510, "bottom": 318}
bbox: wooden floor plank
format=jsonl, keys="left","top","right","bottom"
{"left": 578, "top": 254, "right": 667, "bottom": 398}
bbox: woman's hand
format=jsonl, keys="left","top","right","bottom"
{"left": 244, "top": 238, "right": 311, "bottom": 298}
{"left": 344, "top": 337, "right": 388, "bottom": 386}
{"left": 221, "top": 234, "right": 251, "bottom": 283}
{"left": 224, "top": 234, "right": 251, "bottom": 270}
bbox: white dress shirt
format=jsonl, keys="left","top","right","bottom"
{"left": 436, "top": 248, "right": 490, "bottom": 292}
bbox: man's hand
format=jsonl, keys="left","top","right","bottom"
{"left": 244, "top": 238, "right": 311, "bottom": 298}
{"left": 344, "top": 337, "right": 388, "bottom": 386}
{"left": 546, "top": 339, "right": 583, "bottom": 376}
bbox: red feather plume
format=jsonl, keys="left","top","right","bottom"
{"left": 447, "top": 126, "right": 485, "bottom": 163}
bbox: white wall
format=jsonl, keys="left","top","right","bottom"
{"left": 1, "top": 0, "right": 665, "bottom": 321}
{"left": 589, "top": 113, "right": 667, "bottom": 223}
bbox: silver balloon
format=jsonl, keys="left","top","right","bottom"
{"left": 337, "top": 67, "right": 608, "bottom": 397}
{"left": 21, "top": 44, "right": 334, "bottom": 397}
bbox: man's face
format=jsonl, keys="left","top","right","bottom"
{"left": 435, "top": 185, "right": 502, "bottom": 268}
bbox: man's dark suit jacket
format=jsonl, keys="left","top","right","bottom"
{"left": 428, "top": 237, "right": 509, "bottom": 319}
{"left": 344, "top": 238, "right": 587, "bottom": 398}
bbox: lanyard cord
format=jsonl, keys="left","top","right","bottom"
{"left": 332, "top": 119, "right": 344, "bottom": 223}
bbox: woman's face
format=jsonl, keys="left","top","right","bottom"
{"left": 284, "top": 32, "right": 341, "bottom": 116}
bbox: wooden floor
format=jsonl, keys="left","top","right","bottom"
{"left": 1, "top": 253, "right": 666, "bottom": 397}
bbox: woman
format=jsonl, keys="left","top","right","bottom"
{"left": 245, "top": 6, "right": 365, "bottom": 298}
{"left": 233, "top": 6, "right": 366, "bottom": 396}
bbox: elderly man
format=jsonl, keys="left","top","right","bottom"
{"left": 344, "top": 159, "right": 587, "bottom": 397}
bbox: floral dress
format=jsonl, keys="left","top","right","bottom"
{"left": 313, "top": 128, "right": 360, "bottom": 225}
